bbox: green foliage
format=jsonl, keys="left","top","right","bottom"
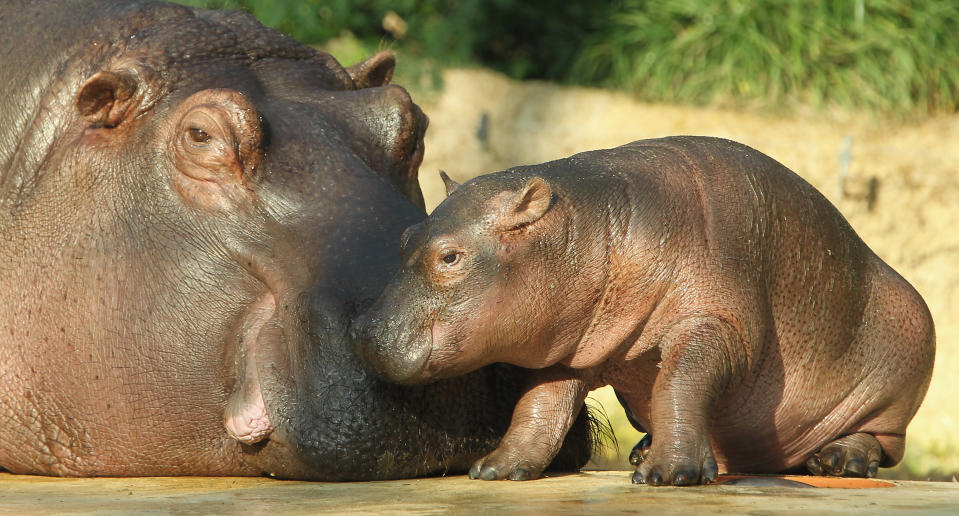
{"left": 173, "top": 0, "right": 958, "bottom": 115}
{"left": 173, "top": 0, "right": 375, "bottom": 43}
{"left": 570, "top": 0, "right": 959, "bottom": 114}
{"left": 172, "top": 0, "right": 607, "bottom": 74}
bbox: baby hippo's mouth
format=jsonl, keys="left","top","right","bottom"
{"left": 224, "top": 292, "right": 276, "bottom": 444}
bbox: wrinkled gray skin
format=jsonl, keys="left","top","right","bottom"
{"left": 356, "top": 137, "right": 935, "bottom": 484}
{"left": 0, "top": 0, "right": 591, "bottom": 478}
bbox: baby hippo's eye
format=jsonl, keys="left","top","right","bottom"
{"left": 431, "top": 247, "right": 467, "bottom": 282}
{"left": 441, "top": 251, "right": 460, "bottom": 266}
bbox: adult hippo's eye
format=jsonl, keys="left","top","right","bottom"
{"left": 187, "top": 127, "right": 212, "bottom": 145}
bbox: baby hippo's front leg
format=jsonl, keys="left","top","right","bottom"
{"left": 470, "top": 365, "right": 590, "bottom": 481}
{"left": 633, "top": 317, "right": 744, "bottom": 486}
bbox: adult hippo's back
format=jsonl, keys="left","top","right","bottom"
{"left": 0, "top": 0, "right": 591, "bottom": 478}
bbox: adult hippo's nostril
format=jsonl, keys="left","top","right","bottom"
{"left": 338, "top": 84, "right": 428, "bottom": 210}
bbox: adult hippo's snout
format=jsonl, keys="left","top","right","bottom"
{"left": 0, "top": 0, "right": 592, "bottom": 479}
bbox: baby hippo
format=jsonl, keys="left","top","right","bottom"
{"left": 353, "top": 136, "right": 935, "bottom": 485}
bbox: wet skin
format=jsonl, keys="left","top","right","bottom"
{"left": 0, "top": 0, "right": 591, "bottom": 478}
{"left": 356, "top": 137, "right": 935, "bottom": 485}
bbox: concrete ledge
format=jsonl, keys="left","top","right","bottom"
{"left": 1, "top": 470, "right": 957, "bottom": 514}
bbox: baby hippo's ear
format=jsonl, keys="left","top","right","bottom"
{"left": 499, "top": 176, "right": 552, "bottom": 230}
{"left": 439, "top": 170, "right": 460, "bottom": 197}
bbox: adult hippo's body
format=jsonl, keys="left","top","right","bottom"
{"left": 0, "top": 0, "right": 590, "bottom": 478}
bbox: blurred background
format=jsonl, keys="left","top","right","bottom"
{"left": 177, "top": 0, "right": 958, "bottom": 481}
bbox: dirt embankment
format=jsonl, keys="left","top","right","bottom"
{"left": 414, "top": 68, "right": 959, "bottom": 478}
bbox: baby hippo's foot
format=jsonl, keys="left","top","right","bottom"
{"left": 469, "top": 446, "right": 548, "bottom": 481}
{"left": 469, "top": 367, "right": 589, "bottom": 481}
{"left": 631, "top": 434, "right": 718, "bottom": 486}
{"left": 628, "top": 433, "right": 653, "bottom": 466}
{"left": 806, "top": 432, "right": 882, "bottom": 478}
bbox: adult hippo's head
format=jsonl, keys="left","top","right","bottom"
{"left": 0, "top": 1, "right": 592, "bottom": 479}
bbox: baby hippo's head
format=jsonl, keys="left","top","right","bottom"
{"left": 352, "top": 170, "right": 574, "bottom": 384}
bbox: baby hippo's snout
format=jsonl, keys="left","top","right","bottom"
{"left": 350, "top": 311, "right": 432, "bottom": 384}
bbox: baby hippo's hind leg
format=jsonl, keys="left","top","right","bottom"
{"left": 614, "top": 389, "right": 654, "bottom": 467}
{"left": 804, "top": 265, "right": 933, "bottom": 479}
{"left": 806, "top": 433, "right": 884, "bottom": 478}
{"left": 628, "top": 434, "right": 653, "bottom": 466}
{"left": 470, "top": 365, "right": 590, "bottom": 481}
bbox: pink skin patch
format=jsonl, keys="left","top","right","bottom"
{"left": 430, "top": 319, "right": 447, "bottom": 351}
{"left": 224, "top": 386, "right": 272, "bottom": 445}
{"left": 224, "top": 293, "right": 276, "bottom": 444}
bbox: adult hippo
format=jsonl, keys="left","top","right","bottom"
{"left": 0, "top": 0, "right": 591, "bottom": 478}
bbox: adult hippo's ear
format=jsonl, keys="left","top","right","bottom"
{"left": 346, "top": 51, "right": 396, "bottom": 89}
{"left": 76, "top": 69, "right": 140, "bottom": 128}
{"left": 496, "top": 177, "right": 552, "bottom": 231}
{"left": 170, "top": 89, "right": 263, "bottom": 211}
{"left": 76, "top": 62, "right": 159, "bottom": 128}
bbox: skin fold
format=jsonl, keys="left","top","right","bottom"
{"left": 0, "top": 0, "right": 592, "bottom": 478}
{"left": 355, "top": 136, "right": 936, "bottom": 485}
